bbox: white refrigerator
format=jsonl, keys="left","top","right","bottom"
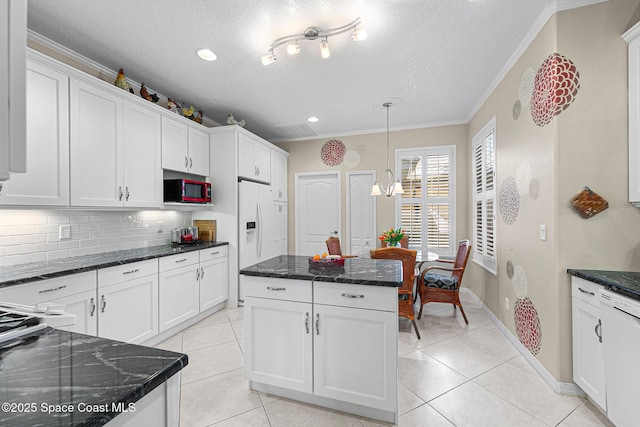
{"left": 238, "top": 180, "right": 277, "bottom": 302}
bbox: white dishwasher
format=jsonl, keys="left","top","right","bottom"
{"left": 600, "top": 289, "right": 640, "bottom": 427}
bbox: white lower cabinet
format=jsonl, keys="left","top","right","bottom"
{"left": 159, "top": 252, "right": 200, "bottom": 332}
{"left": 199, "top": 246, "right": 229, "bottom": 311}
{"left": 314, "top": 303, "right": 396, "bottom": 411}
{"left": 0, "top": 271, "right": 97, "bottom": 335}
{"left": 97, "top": 259, "right": 159, "bottom": 344}
{"left": 571, "top": 277, "right": 606, "bottom": 410}
{"left": 243, "top": 275, "right": 397, "bottom": 419}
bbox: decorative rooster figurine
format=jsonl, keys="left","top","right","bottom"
{"left": 114, "top": 68, "right": 134, "bottom": 94}
{"left": 140, "top": 83, "right": 159, "bottom": 103}
{"left": 226, "top": 113, "right": 245, "bottom": 127}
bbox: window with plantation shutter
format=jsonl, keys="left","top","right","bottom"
{"left": 472, "top": 117, "right": 497, "bottom": 273}
{"left": 396, "top": 146, "right": 456, "bottom": 258}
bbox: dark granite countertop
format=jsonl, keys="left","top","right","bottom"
{"left": 567, "top": 269, "right": 640, "bottom": 300}
{"left": 0, "top": 327, "right": 187, "bottom": 426}
{"left": 0, "top": 241, "right": 229, "bottom": 289}
{"left": 239, "top": 255, "right": 403, "bottom": 287}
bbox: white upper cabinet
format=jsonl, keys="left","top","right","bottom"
{"left": 70, "top": 78, "right": 162, "bottom": 208}
{"left": 70, "top": 79, "right": 124, "bottom": 207}
{"left": 161, "top": 116, "right": 210, "bottom": 176}
{"left": 238, "top": 131, "right": 271, "bottom": 183}
{"left": 270, "top": 149, "right": 288, "bottom": 201}
{"left": 625, "top": 22, "right": 640, "bottom": 206}
{"left": 123, "top": 102, "right": 162, "bottom": 208}
{"left": 0, "top": 57, "right": 69, "bottom": 205}
{"left": 0, "top": 0, "right": 27, "bottom": 181}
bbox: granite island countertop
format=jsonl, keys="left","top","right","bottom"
{"left": 0, "top": 327, "right": 187, "bottom": 426}
{"left": 0, "top": 241, "right": 229, "bottom": 289}
{"left": 239, "top": 255, "right": 403, "bottom": 287}
{"left": 567, "top": 269, "right": 640, "bottom": 300}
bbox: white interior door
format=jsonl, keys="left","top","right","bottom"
{"left": 295, "top": 171, "right": 341, "bottom": 255}
{"left": 346, "top": 171, "right": 376, "bottom": 256}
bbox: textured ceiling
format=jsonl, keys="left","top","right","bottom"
{"left": 27, "top": 0, "right": 563, "bottom": 142}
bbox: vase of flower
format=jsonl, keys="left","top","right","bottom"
{"left": 379, "top": 227, "right": 404, "bottom": 247}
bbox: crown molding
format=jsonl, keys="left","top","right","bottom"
{"left": 466, "top": 0, "right": 608, "bottom": 123}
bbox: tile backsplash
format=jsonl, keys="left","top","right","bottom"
{"left": 0, "top": 209, "right": 192, "bottom": 267}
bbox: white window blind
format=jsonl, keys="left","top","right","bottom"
{"left": 396, "top": 146, "right": 456, "bottom": 258}
{"left": 472, "top": 117, "right": 497, "bottom": 273}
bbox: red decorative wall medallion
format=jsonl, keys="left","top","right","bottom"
{"left": 321, "top": 139, "right": 346, "bottom": 166}
{"left": 531, "top": 53, "right": 580, "bottom": 126}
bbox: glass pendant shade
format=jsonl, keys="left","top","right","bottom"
{"left": 372, "top": 102, "right": 405, "bottom": 197}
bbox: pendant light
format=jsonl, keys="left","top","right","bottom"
{"left": 371, "top": 102, "right": 404, "bottom": 197}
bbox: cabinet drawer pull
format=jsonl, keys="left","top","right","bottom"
{"left": 305, "top": 312, "right": 309, "bottom": 334}
{"left": 211, "top": 251, "right": 220, "bottom": 255}
{"left": 595, "top": 318, "right": 602, "bottom": 343}
{"left": 341, "top": 293, "right": 365, "bottom": 299}
{"left": 266, "top": 286, "right": 286, "bottom": 291}
{"left": 175, "top": 258, "right": 188, "bottom": 263}
{"left": 122, "top": 268, "right": 140, "bottom": 275}
{"left": 38, "top": 285, "right": 67, "bottom": 294}
{"left": 196, "top": 268, "right": 200, "bottom": 280}
{"left": 578, "top": 287, "right": 595, "bottom": 296}
{"left": 200, "top": 267, "right": 204, "bottom": 279}
{"left": 90, "top": 297, "right": 96, "bottom": 317}
{"left": 125, "top": 186, "right": 130, "bottom": 201}
{"left": 190, "top": 157, "right": 193, "bottom": 169}
{"left": 101, "top": 295, "right": 107, "bottom": 313}
{"left": 0, "top": 183, "right": 3, "bottom": 195}
{"left": 185, "top": 156, "right": 189, "bottom": 168}
{"left": 118, "top": 186, "right": 123, "bottom": 201}
{"left": 316, "top": 313, "right": 320, "bottom": 335}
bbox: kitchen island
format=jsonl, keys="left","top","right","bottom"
{"left": 240, "top": 255, "right": 402, "bottom": 424}
{"left": 0, "top": 327, "right": 187, "bottom": 426}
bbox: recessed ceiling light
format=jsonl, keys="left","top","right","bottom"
{"left": 307, "top": 116, "right": 319, "bottom": 123}
{"left": 196, "top": 48, "right": 217, "bottom": 61}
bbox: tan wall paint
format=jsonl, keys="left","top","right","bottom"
{"left": 276, "top": 124, "right": 469, "bottom": 255}
{"left": 469, "top": 0, "right": 640, "bottom": 382}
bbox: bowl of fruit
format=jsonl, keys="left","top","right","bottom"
{"left": 308, "top": 253, "right": 345, "bottom": 266}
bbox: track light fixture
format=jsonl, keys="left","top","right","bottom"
{"left": 261, "top": 17, "right": 366, "bottom": 65}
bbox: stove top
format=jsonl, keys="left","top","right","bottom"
{"left": 0, "top": 310, "right": 46, "bottom": 344}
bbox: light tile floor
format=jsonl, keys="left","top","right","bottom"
{"left": 155, "top": 293, "right": 614, "bottom": 427}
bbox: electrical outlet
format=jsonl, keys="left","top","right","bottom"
{"left": 539, "top": 224, "right": 546, "bottom": 241}
{"left": 59, "top": 224, "right": 71, "bottom": 240}
{"left": 504, "top": 297, "right": 510, "bottom": 311}
{"left": 157, "top": 222, "right": 164, "bottom": 233}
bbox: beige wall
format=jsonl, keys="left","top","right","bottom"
{"left": 468, "top": 0, "right": 640, "bottom": 382}
{"left": 276, "top": 124, "right": 469, "bottom": 255}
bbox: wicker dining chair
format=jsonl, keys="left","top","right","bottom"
{"left": 416, "top": 240, "right": 471, "bottom": 323}
{"left": 370, "top": 247, "right": 420, "bottom": 339}
{"left": 325, "top": 237, "right": 357, "bottom": 258}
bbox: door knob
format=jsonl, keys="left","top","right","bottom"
{"left": 332, "top": 230, "right": 338, "bottom": 235}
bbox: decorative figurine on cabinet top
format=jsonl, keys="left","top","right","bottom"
{"left": 140, "top": 82, "right": 159, "bottom": 103}
{"left": 226, "top": 113, "right": 246, "bottom": 127}
{"left": 114, "top": 68, "right": 134, "bottom": 94}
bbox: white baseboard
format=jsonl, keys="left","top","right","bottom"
{"left": 460, "top": 288, "right": 585, "bottom": 397}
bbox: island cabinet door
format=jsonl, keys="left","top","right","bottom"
{"left": 313, "top": 304, "right": 397, "bottom": 412}
{"left": 244, "top": 296, "right": 313, "bottom": 393}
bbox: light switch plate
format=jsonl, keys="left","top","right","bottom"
{"left": 539, "top": 224, "right": 546, "bottom": 241}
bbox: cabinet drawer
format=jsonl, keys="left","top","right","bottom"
{"left": 0, "top": 271, "right": 97, "bottom": 305}
{"left": 571, "top": 277, "right": 603, "bottom": 307}
{"left": 159, "top": 251, "right": 200, "bottom": 272}
{"left": 98, "top": 259, "right": 158, "bottom": 287}
{"left": 242, "top": 275, "right": 311, "bottom": 303}
{"left": 314, "top": 282, "right": 397, "bottom": 312}
{"left": 199, "top": 245, "right": 228, "bottom": 263}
